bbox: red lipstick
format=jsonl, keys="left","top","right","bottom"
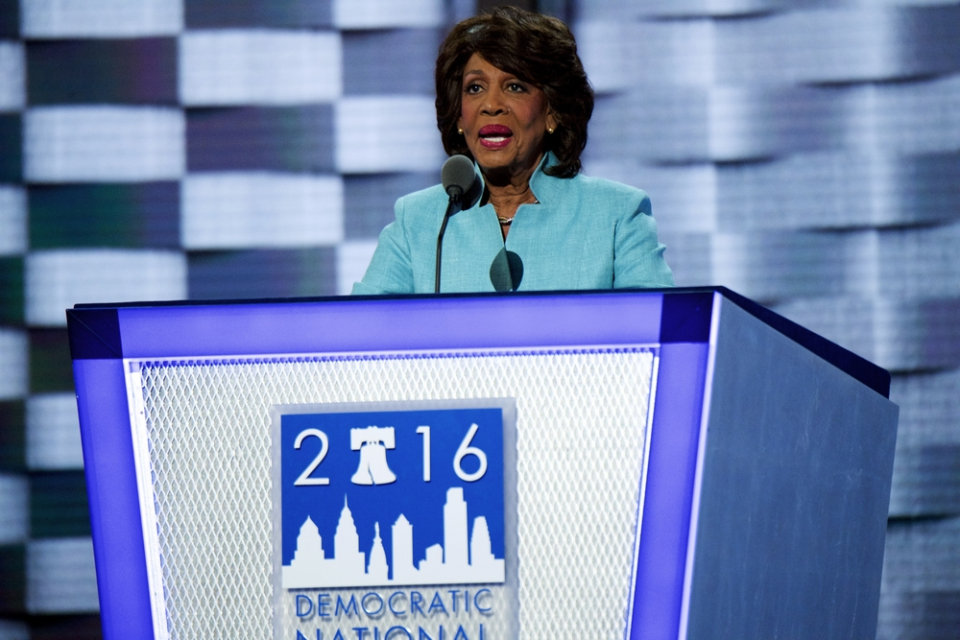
{"left": 478, "top": 124, "right": 513, "bottom": 149}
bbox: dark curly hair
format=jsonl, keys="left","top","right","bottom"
{"left": 435, "top": 6, "right": 594, "bottom": 179}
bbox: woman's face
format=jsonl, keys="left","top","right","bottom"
{"left": 458, "top": 53, "right": 556, "bottom": 181}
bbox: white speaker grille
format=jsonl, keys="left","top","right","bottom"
{"left": 136, "top": 348, "right": 657, "bottom": 639}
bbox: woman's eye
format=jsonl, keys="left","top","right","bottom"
{"left": 465, "top": 83, "right": 482, "bottom": 94}
{"left": 508, "top": 83, "right": 526, "bottom": 93}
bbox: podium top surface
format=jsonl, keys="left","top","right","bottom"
{"left": 67, "top": 286, "right": 890, "bottom": 398}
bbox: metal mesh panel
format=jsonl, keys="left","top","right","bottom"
{"left": 138, "top": 348, "right": 656, "bottom": 639}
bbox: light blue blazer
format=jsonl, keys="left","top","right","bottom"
{"left": 353, "top": 154, "right": 675, "bottom": 294}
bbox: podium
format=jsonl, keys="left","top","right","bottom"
{"left": 67, "top": 288, "right": 898, "bottom": 640}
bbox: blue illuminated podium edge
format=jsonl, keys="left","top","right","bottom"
{"left": 66, "top": 287, "right": 891, "bottom": 640}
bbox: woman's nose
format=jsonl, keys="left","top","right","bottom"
{"left": 481, "top": 87, "right": 507, "bottom": 114}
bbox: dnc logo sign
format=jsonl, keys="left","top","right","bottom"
{"left": 274, "top": 401, "right": 513, "bottom": 592}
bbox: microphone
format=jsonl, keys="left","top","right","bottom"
{"left": 441, "top": 154, "right": 476, "bottom": 200}
{"left": 436, "top": 155, "right": 477, "bottom": 293}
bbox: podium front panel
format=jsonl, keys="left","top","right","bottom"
{"left": 70, "top": 291, "right": 717, "bottom": 640}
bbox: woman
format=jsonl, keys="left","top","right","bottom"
{"left": 353, "top": 7, "right": 674, "bottom": 294}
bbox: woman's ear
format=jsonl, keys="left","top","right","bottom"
{"left": 546, "top": 110, "right": 558, "bottom": 133}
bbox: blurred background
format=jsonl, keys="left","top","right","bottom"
{"left": 0, "top": 0, "right": 958, "bottom": 638}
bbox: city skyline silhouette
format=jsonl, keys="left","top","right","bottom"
{"left": 284, "top": 487, "right": 505, "bottom": 589}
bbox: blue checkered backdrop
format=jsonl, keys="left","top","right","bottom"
{"left": 0, "top": 1, "right": 958, "bottom": 638}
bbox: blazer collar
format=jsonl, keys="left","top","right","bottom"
{"left": 471, "top": 151, "right": 560, "bottom": 209}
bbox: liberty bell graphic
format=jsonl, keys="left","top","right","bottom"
{"left": 350, "top": 426, "right": 397, "bottom": 485}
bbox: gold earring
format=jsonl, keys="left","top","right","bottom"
{"left": 458, "top": 128, "right": 464, "bottom": 135}
{"left": 547, "top": 127, "right": 555, "bottom": 134}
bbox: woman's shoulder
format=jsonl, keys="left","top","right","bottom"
{"left": 391, "top": 183, "right": 450, "bottom": 235}
{"left": 396, "top": 183, "right": 447, "bottom": 211}
{"left": 570, "top": 173, "right": 648, "bottom": 200}
{"left": 545, "top": 172, "right": 651, "bottom": 216}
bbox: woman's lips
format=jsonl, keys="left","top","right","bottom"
{"left": 478, "top": 124, "right": 513, "bottom": 149}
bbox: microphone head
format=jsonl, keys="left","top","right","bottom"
{"left": 441, "top": 155, "right": 476, "bottom": 198}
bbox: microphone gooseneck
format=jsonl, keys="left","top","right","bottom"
{"left": 436, "top": 155, "right": 477, "bottom": 293}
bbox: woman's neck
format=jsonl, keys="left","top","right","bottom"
{"left": 481, "top": 152, "right": 543, "bottom": 225}
{"left": 487, "top": 182, "right": 537, "bottom": 217}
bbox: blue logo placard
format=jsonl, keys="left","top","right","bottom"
{"left": 279, "top": 406, "right": 506, "bottom": 590}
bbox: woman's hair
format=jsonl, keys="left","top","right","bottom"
{"left": 435, "top": 6, "right": 594, "bottom": 178}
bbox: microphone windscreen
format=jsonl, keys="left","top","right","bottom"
{"left": 441, "top": 155, "right": 476, "bottom": 197}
